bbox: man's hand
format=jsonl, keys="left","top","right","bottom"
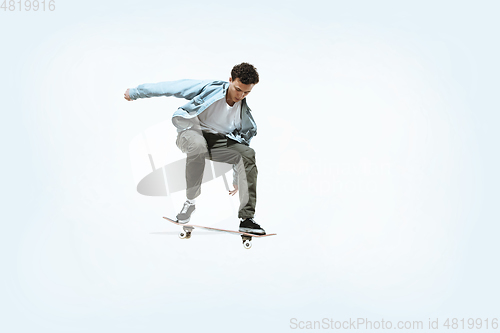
{"left": 229, "top": 183, "right": 238, "bottom": 196}
{"left": 124, "top": 88, "right": 132, "bottom": 101}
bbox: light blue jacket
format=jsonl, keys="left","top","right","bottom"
{"left": 128, "top": 79, "right": 257, "bottom": 145}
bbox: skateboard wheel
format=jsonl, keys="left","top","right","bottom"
{"left": 179, "top": 231, "right": 192, "bottom": 239}
{"left": 243, "top": 240, "right": 252, "bottom": 249}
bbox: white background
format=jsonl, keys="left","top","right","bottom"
{"left": 1, "top": 0, "right": 499, "bottom": 332}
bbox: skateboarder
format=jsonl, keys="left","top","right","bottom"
{"left": 124, "top": 63, "right": 265, "bottom": 235}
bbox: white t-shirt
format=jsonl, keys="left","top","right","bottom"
{"left": 198, "top": 98, "right": 242, "bottom": 134}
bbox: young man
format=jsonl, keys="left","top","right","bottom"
{"left": 124, "top": 63, "right": 265, "bottom": 235}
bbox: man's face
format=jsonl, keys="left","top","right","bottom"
{"left": 227, "top": 77, "right": 255, "bottom": 104}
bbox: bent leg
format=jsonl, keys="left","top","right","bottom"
{"left": 208, "top": 139, "right": 257, "bottom": 219}
{"left": 176, "top": 130, "right": 208, "bottom": 200}
{"left": 227, "top": 141, "right": 257, "bottom": 219}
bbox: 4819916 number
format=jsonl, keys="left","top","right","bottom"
{"left": 1, "top": 0, "right": 55, "bottom": 11}
{"left": 443, "top": 318, "right": 498, "bottom": 330}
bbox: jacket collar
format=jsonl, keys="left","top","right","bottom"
{"left": 222, "top": 81, "right": 229, "bottom": 95}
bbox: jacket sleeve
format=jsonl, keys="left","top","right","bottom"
{"left": 128, "top": 79, "right": 212, "bottom": 100}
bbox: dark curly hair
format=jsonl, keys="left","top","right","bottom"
{"left": 231, "top": 62, "right": 259, "bottom": 85}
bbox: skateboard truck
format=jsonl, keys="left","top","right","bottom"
{"left": 241, "top": 235, "right": 252, "bottom": 249}
{"left": 178, "top": 226, "right": 194, "bottom": 239}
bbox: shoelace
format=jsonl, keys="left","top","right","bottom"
{"left": 248, "top": 218, "right": 260, "bottom": 227}
{"left": 181, "top": 202, "right": 192, "bottom": 214}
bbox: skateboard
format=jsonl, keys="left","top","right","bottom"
{"left": 163, "top": 217, "right": 276, "bottom": 249}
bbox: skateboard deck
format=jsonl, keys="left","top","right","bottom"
{"left": 163, "top": 217, "right": 276, "bottom": 249}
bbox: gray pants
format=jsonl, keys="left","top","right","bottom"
{"left": 176, "top": 129, "right": 258, "bottom": 219}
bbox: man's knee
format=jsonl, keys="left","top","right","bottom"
{"left": 187, "top": 136, "right": 207, "bottom": 155}
{"left": 241, "top": 147, "right": 256, "bottom": 161}
{"left": 177, "top": 131, "right": 207, "bottom": 155}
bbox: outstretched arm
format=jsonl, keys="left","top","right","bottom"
{"left": 125, "top": 79, "right": 212, "bottom": 101}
